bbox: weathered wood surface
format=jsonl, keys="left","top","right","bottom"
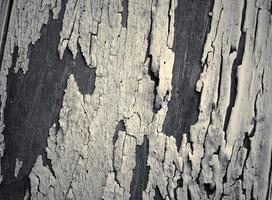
{"left": 0, "top": 0, "right": 271, "bottom": 199}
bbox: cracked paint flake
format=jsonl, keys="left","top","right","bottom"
{"left": 0, "top": 0, "right": 271, "bottom": 199}
{"left": 26, "top": 0, "right": 177, "bottom": 199}
{"left": 0, "top": 0, "right": 62, "bottom": 185}
{"left": 14, "top": 158, "right": 23, "bottom": 178}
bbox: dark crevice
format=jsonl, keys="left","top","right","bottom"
{"left": 249, "top": 91, "right": 259, "bottom": 138}
{"left": 145, "top": 5, "right": 152, "bottom": 68}
{"left": 242, "top": 134, "right": 251, "bottom": 155}
{"left": 250, "top": 184, "right": 254, "bottom": 200}
{"left": 253, "top": 8, "right": 260, "bottom": 51}
{"left": 112, "top": 120, "right": 126, "bottom": 189}
{"left": 204, "top": 183, "right": 215, "bottom": 198}
{"left": 113, "top": 120, "right": 126, "bottom": 144}
{"left": 174, "top": 178, "right": 183, "bottom": 200}
{"left": 148, "top": 55, "right": 161, "bottom": 113}
{"left": 153, "top": 0, "right": 158, "bottom": 7}
{"left": 116, "top": 119, "right": 126, "bottom": 131}
{"left": 229, "top": 46, "right": 236, "bottom": 54}
{"left": 216, "top": 48, "right": 224, "bottom": 106}
{"left": 187, "top": 186, "right": 192, "bottom": 200}
{"left": 145, "top": 1, "right": 161, "bottom": 114}
{"left": 112, "top": 166, "right": 121, "bottom": 188}
{"left": 261, "top": 67, "right": 265, "bottom": 93}
{"left": 222, "top": 141, "right": 237, "bottom": 186}
{"left": 223, "top": 0, "right": 247, "bottom": 134}
{"left": 249, "top": 117, "right": 257, "bottom": 137}
{"left": 236, "top": 148, "right": 250, "bottom": 189}
{"left": 195, "top": 103, "right": 214, "bottom": 182}
{"left": 129, "top": 136, "right": 150, "bottom": 200}
{"left": 71, "top": 44, "right": 97, "bottom": 95}
{"left": 162, "top": 0, "right": 214, "bottom": 149}
{"left": 25, "top": 177, "right": 31, "bottom": 200}
{"left": 223, "top": 0, "right": 246, "bottom": 135}
{"left": 0, "top": 0, "right": 96, "bottom": 198}
{"left": 222, "top": 170, "right": 227, "bottom": 185}
{"left": 167, "top": 0, "right": 173, "bottom": 39}
{"left": 0, "top": 0, "right": 13, "bottom": 69}
{"left": 270, "top": 0, "right": 272, "bottom": 14}
{"left": 237, "top": 135, "right": 251, "bottom": 189}
{"left": 154, "top": 186, "right": 164, "bottom": 200}
{"left": 121, "top": 0, "right": 129, "bottom": 28}
{"left": 223, "top": 33, "right": 246, "bottom": 133}
{"left": 241, "top": 0, "right": 247, "bottom": 33}
{"left": 42, "top": 151, "right": 56, "bottom": 179}
{"left": 220, "top": 193, "right": 225, "bottom": 200}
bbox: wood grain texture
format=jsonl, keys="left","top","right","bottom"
{"left": 0, "top": 0, "right": 271, "bottom": 200}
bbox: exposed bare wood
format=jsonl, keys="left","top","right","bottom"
{"left": 0, "top": 0, "right": 271, "bottom": 199}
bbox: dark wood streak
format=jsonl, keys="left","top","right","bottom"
{"left": 163, "top": 0, "right": 214, "bottom": 150}
{"left": 0, "top": 1, "right": 96, "bottom": 199}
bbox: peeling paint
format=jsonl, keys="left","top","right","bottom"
{"left": 0, "top": 0, "right": 271, "bottom": 199}
{"left": 0, "top": 0, "right": 62, "bottom": 185}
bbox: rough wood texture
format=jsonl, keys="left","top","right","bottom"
{"left": 0, "top": 0, "right": 271, "bottom": 200}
